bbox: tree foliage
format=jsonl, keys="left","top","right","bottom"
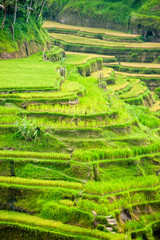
{"left": 0, "top": 0, "right": 47, "bottom": 29}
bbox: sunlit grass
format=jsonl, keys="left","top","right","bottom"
{"left": 0, "top": 177, "right": 82, "bottom": 189}
{"left": 120, "top": 81, "right": 147, "bottom": 99}
{"left": 115, "top": 71, "right": 160, "bottom": 78}
{"left": 0, "top": 211, "right": 125, "bottom": 240}
{"left": 120, "top": 62, "right": 160, "bottom": 69}
{"left": 84, "top": 175, "right": 159, "bottom": 195}
{"left": 0, "top": 81, "right": 84, "bottom": 100}
{"left": 50, "top": 33, "right": 160, "bottom": 49}
{"left": 66, "top": 51, "right": 115, "bottom": 65}
{"left": 0, "top": 53, "right": 60, "bottom": 90}
{"left": 44, "top": 20, "right": 140, "bottom": 38}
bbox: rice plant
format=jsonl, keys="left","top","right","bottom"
{"left": 14, "top": 117, "right": 40, "bottom": 141}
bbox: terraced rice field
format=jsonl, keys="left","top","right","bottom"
{"left": 50, "top": 32, "right": 160, "bottom": 49}
{"left": 1, "top": 21, "right": 160, "bottom": 240}
{"left": 66, "top": 51, "right": 116, "bottom": 64}
{"left": 0, "top": 53, "right": 60, "bottom": 90}
{"left": 120, "top": 62, "right": 160, "bottom": 69}
{"left": 115, "top": 72, "right": 160, "bottom": 78}
{"left": 44, "top": 21, "right": 140, "bottom": 38}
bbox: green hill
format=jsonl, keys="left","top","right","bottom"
{"left": 44, "top": 0, "right": 160, "bottom": 40}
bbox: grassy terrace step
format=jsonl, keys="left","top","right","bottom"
{"left": 76, "top": 58, "right": 103, "bottom": 76}
{"left": 0, "top": 222, "right": 96, "bottom": 240}
{"left": 51, "top": 33, "right": 160, "bottom": 49}
{"left": 50, "top": 127, "right": 103, "bottom": 138}
{"left": 44, "top": 22, "right": 141, "bottom": 43}
{"left": 66, "top": 51, "right": 116, "bottom": 64}
{"left": 129, "top": 220, "right": 160, "bottom": 240}
{"left": 59, "top": 133, "right": 149, "bottom": 147}
{"left": 2, "top": 95, "right": 80, "bottom": 108}
{"left": 1, "top": 149, "right": 160, "bottom": 177}
{"left": 0, "top": 181, "right": 159, "bottom": 219}
{"left": 0, "top": 176, "right": 159, "bottom": 199}
{"left": 0, "top": 211, "right": 125, "bottom": 240}
{"left": 0, "top": 81, "right": 85, "bottom": 100}
{"left": 46, "top": 120, "right": 136, "bottom": 136}
{"left": 19, "top": 111, "right": 118, "bottom": 121}
{"left": 0, "top": 158, "right": 88, "bottom": 183}
{"left": 108, "top": 76, "right": 130, "bottom": 93}
{"left": 91, "top": 67, "right": 113, "bottom": 78}
{"left": 123, "top": 90, "right": 154, "bottom": 107}
{"left": 0, "top": 150, "right": 70, "bottom": 160}
{"left": 110, "top": 63, "right": 160, "bottom": 75}
{"left": 115, "top": 72, "right": 160, "bottom": 90}
{"left": 51, "top": 38, "right": 160, "bottom": 63}
{"left": 0, "top": 119, "right": 135, "bottom": 135}
{"left": 0, "top": 177, "right": 83, "bottom": 189}
{"left": 115, "top": 72, "right": 160, "bottom": 79}
{"left": 84, "top": 176, "right": 160, "bottom": 195}
{"left": 120, "top": 62, "right": 160, "bottom": 69}
{"left": 0, "top": 54, "right": 62, "bottom": 92}
{"left": 2, "top": 178, "right": 157, "bottom": 212}
{"left": 44, "top": 21, "right": 140, "bottom": 39}
{"left": 120, "top": 81, "right": 147, "bottom": 99}
{"left": 115, "top": 78, "right": 154, "bottom": 106}
{"left": 0, "top": 81, "right": 86, "bottom": 107}
{"left": 72, "top": 142, "right": 160, "bottom": 161}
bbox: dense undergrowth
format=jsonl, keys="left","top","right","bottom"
{"left": 0, "top": 0, "right": 49, "bottom": 54}
{"left": 44, "top": 0, "right": 146, "bottom": 25}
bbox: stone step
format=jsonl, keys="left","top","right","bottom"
{"left": 105, "top": 227, "right": 113, "bottom": 232}
{"left": 107, "top": 218, "right": 117, "bottom": 226}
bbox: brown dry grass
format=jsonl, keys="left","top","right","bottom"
{"left": 66, "top": 51, "right": 115, "bottom": 59}
{"left": 120, "top": 62, "right": 160, "bottom": 69}
{"left": 103, "top": 62, "right": 119, "bottom": 66}
{"left": 44, "top": 21, "right": 140, "bottom": 38}
{"left": 150, "top": 101, "right": 160, "bottom": 112}
{"left": 115, "top": 71, "right": 160, "bottom": 78}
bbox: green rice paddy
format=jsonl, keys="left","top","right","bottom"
{"left": 0, "top": 21, "right": 160, "bottom": 240}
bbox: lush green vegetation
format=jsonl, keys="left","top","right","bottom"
{"left": 44, "top": 0, "right": 160, "bottom": 40}
{"left": 0, "top": 0, "right": 49, "bottom": 54}
{"left": 1, "top": 1, "right": 160, "bottom": 236}
{"left": 0, "top": 53, "right": 60, "bottom": 90}
{"left": 50, "top": 32, "right": 160, "bottom": 49}
{"left": 44, "top": 0, "right": 146, "bottom": 26}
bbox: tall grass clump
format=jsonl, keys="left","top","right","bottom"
{"left": 14, "top": 117, "right": 40, "bottom": 141}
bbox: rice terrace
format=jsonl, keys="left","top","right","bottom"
{"left": 0, "top": 0, "right": 160, "bottom": 239}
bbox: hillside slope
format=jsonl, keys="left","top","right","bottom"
{"left": 0, "top": 1, "right": 50, "bottom": 59}
{"left": 44, "top": 0, "right": 160, "bottom": 41}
